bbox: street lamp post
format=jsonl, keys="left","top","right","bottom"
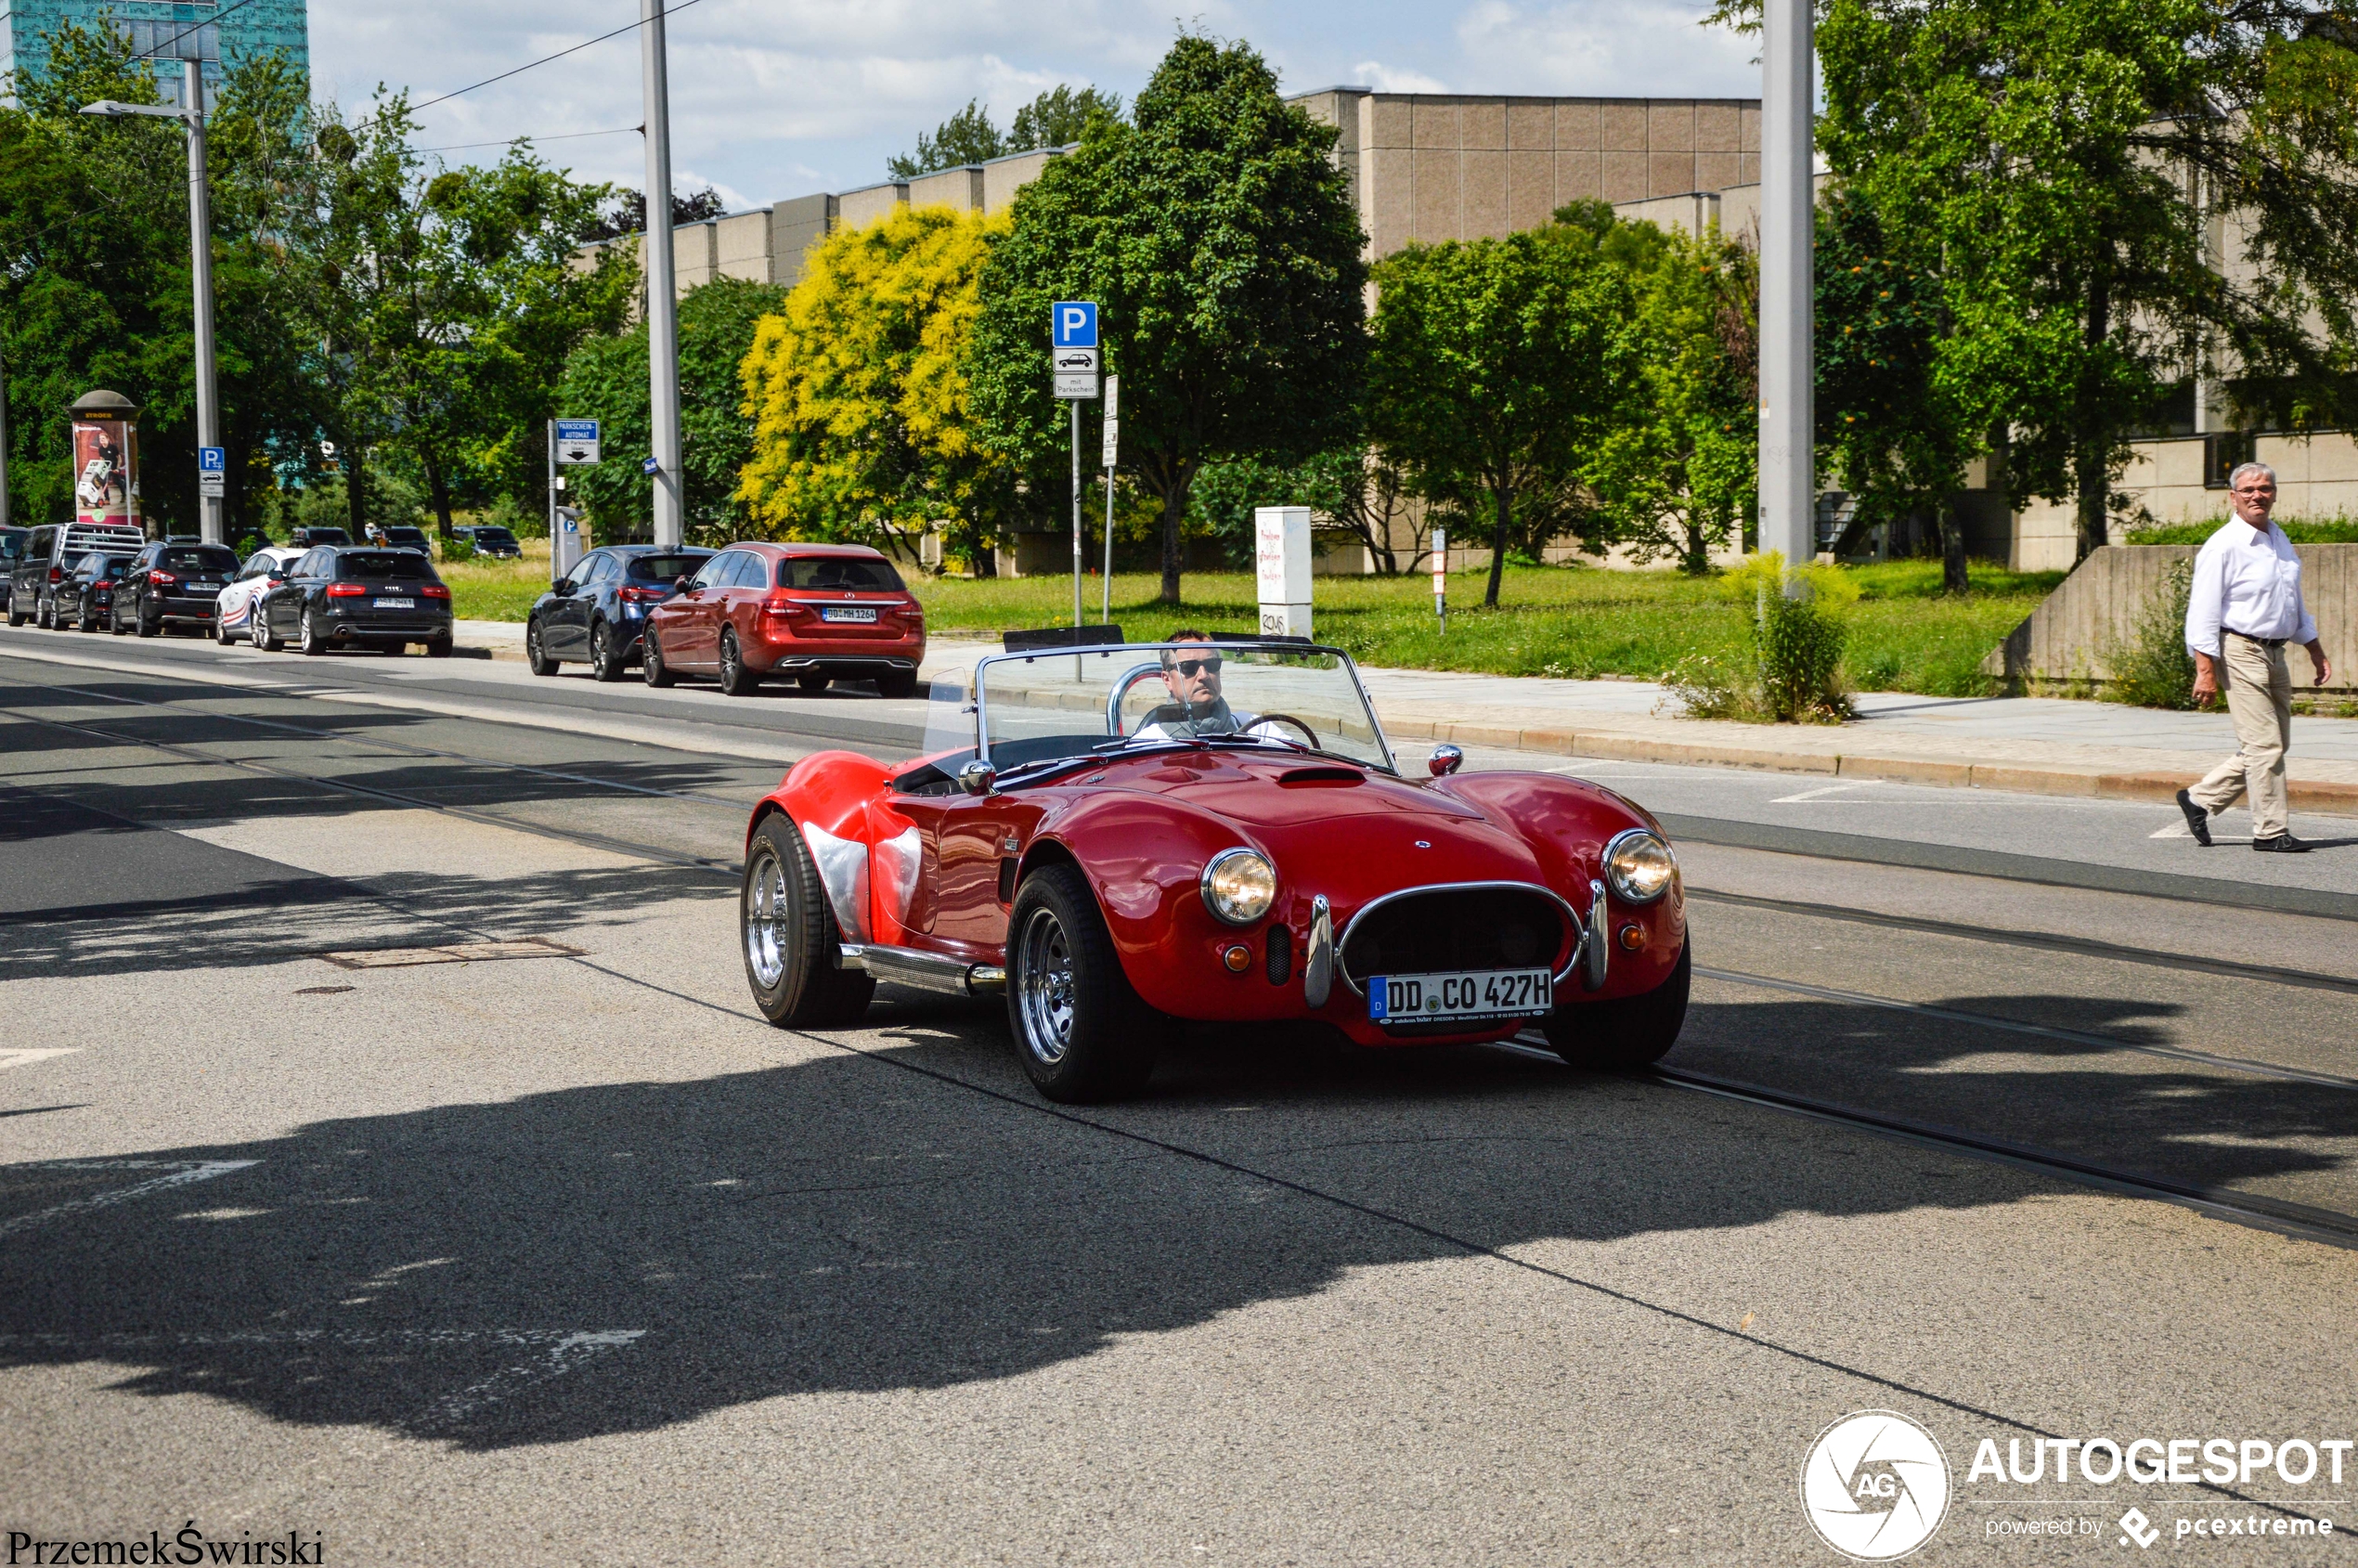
{"left": 1758, "top": 0, "right": 1816, "bottom": 584}
{"left": 640, "top": 0, "right": 683, "bottom": 551}
{"left": 80, "top": 64, "right": 223, "bottom": 546}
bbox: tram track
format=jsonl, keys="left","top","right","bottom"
{"left": 13, "top": 676, "right": 2358, "bottom": 1252}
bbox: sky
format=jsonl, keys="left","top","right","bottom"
{"left": 310, "top": 0, "right": 1761, "bottom": 214}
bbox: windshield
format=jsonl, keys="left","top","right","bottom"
{"left": 473, "top": 527, "right": 516, "bottom": 543}
{"left": 924, "top": 641, "right": 1394, "bottom": 779}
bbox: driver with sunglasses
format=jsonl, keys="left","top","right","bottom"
{"left": 1131, "top": 629, "right": 1263, "bottom": 741}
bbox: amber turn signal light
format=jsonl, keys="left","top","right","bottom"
{"left": 1223, "top": 944, "right": 1251, "bottom": 971}
{"left": 1618, "top": 924, "right": 1648, "bottom": 952}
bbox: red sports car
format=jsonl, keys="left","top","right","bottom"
{"left": 642, "top": 541, "right": 925, "bottom": 697}
{"left": 739, "top": 638, "right": 1689, "bottom": 1101}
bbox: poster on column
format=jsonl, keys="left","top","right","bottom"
{"left": 71, "top": 416, "right": 140, "bottom": 531}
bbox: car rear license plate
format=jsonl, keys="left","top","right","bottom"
{"left": 820, "top": 606, "right": 878, "bottom": 623}
{"left": 372, "top": 597, "right": 415, "bottom": 609}
{"left": 1368, "top": 968, "right": 1552, "bottom": 1022}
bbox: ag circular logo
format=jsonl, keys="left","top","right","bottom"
{"left": 1800, "top": 1410, "right": 1950, "bottom": 1561}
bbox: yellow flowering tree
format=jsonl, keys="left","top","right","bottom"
{"left": 738, "top": 204, "right": 1009, "bottom": 567}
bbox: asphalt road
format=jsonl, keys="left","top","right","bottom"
{"left": 5, "top": 625, "right": 2355, "bottom": 1566}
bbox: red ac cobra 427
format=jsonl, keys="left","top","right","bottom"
{"left": 740, "top": 637, "right": 1690, "bottom": 1102}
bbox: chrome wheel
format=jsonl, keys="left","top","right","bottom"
{"left": 744, "top": 844, "right": 790, "bottom": 991}
{"left": 1015, "top": 906, "right": 1077, "bottom": 1067}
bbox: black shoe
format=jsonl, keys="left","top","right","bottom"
{"left": 2176, "top": 788, "right": 2212, "bottom": 847}
{"left": 2252, "top": 834, "right": 2313, "bottom": 853}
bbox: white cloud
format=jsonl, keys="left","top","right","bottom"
{"left": 1452, "top": 0, "right": 1756, "bottom": 97}
{"left": 1349, "top": 59, "right": 1449, "bottom": 93}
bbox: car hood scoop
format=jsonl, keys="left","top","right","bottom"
{"left": 1275, "top": 766, "right": 1364, "bottom": 786}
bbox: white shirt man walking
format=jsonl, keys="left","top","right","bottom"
{"left": 2177, "top": 461, "right": 2333, "bottom": 851}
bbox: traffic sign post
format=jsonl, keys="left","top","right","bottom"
{"left": 554, "top": 420, "right": 602, "bottom": 466}
{"left": 197, "top": 445, "right": 225, "bottom": 500}
{"left": 1052, "top": 303, "right": 1100, "bottom": 632}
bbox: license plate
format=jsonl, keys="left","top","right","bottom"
{"left": 820, "top": 606, "right": 878, "bottom": 623}
{"left": 1368, "top": 967, "right": 1552, "bottom": 1022}
{"left": 372, "top": 597, "right": 414, "bottom": 609}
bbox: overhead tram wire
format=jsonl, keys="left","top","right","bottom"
{"left": 409, "top": 0, "right": 709, "bottom": 115}
{"left": 417, "top": 125, "right": 641, "bottom": 154}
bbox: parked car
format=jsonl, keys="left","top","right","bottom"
{"left": 253, "top": 545, "right": 453, "bottom": 656}
{"left": 112, "top": 540, "right": 241, "bottom": 637}
{"left": 641, "top": 542, "right": 925, "bottom": 698}
{"left": 288, "top": 526, "right": 352, "bottom": 549}
{"left": 0, "top": 527, "right": 28, "bottom": 580}
{"left": 452, "top": 525, "right": 522, "bottom": 560}
{"left": 7, "top": 521, "right": 149, "bottom": 628}
{"left": 382, "top": 525, "right": 433, "bottom": 553}
{"left": 525, "top": 545, "right": 713, "bottom": 681}
{"left": 214, "top": 547, "right": 304, "bottom": 643}
{"left": 734, "top": 636, "right": 1690, "bottom": 1101}
{"left": 68, "top": 551, "right": 137, "bottom": 631}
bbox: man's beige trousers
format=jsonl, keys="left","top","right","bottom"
{"left": 2190, "top": 634, "right": 2294, "bottom": 838}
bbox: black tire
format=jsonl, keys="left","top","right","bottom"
{"left": 251, "top": 603, "right": 278, "bottom": 652}
{"left": 6, "top": 597, "right": 25, "bottom": 628}
{"left": 877, "top": 669, "right": 919, "bottom": 700}
{"left": 719, "top": 629, "right": 761, "bottom": 696}
{"left": 118, "top": 605, "right": 136, "bottom": 635}
{"left": 1540, "top": 940, "right": 1691, "bottom": 1071}
{"left": 213, "top": 614, "right": 231, "bottom": 643}
{"left": 796, "top": 671, "right": 830, "bottom": 696}
{"left": 136, "top": 600, "right": 159, "bottom": 638}
{"left": 525, "top": 618, "right": 559, "bottom": 677}
{"left": 424, "top": 634, "right": 453, "bottom": 659}
{"left": 589, "top": 620, "right": 627, "bottom": 682}
{"left": 1005, "top": 863, "right": 1168, "bottom": 1102}
{"left": 642, "top": 627, "right": 676, "bottom": 687}
{"left": 37, "top": 596, "right": 54, "bottom": 630}
{"left": 78, "top": 602, "right": 98, "bottom": 632}
{"left": 741, "top": 813, "right": 875, "bottom": 1028}
{"left": 298, "top": 608, "right": 326, "bottom": 655}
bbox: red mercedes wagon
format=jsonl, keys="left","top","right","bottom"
{"left": 641, "top": 542, "right": 926, "bottom": 698}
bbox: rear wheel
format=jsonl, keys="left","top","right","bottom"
{"left": 642, "top": 627, "right": 676, "bottom": 687}
{"left": 719, "top": 628, "right": 761, "bottom": 696}
{"left": 796, "top": 671, "right": 829, "bottom": 696}
{"left": 37, "top": 596, "right": 54, "bottom": 629}
{"left": 1006, "top": 864, "right": 1167, "bottom": 1103}
{"left": 6, "top": 595, "right": 25, "bottom": 628}
{"left": 741, "top": 814, "right": 875, "bottom": 1028}
{"left": 1540, "top": 940, "right": 1691, "bottom": 1071}
{"left": 78, "top": 601, "right": 98, "bottom": 631}
{"left": 877, "top": 669, "right": 919, "bottom": 700}
{"left": 252, "top": 603, "right": 280, "bottom": 652}
{"left": 525, "top": 619, "right": 558, "bottom": 676}
{"left": 136, "top": 599, "right": 159, "bottom": 637}
{"left": 424, "top": 633, "right": 453, "bottom": 658}
{"left": 298, "top": 608, "right": 326, "bottom": 656}
{"left": 589, "top": 620, "right": 627, "bottom": 682}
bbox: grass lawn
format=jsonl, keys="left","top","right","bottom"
{"left": 912, "top": 560, "right": 2064, "bottom": 698}
{"left": 443, "top": 538, "right": 554, "bottom": 623}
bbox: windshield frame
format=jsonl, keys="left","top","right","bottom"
{"left": 965, "top": 640, "right": 1397, "bottom": 781}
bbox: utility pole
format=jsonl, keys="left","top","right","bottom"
{"left": 80, "top": 61, "right": 222, "bottom": 545}
{"left": 640, "top": 0, "right": 683, "bottom": 551}
{"left": 1758, "top": 0, "right": 1815, "bottom": 583}
{"left": 0, "top": 357, "right": 10, "bottom": 527}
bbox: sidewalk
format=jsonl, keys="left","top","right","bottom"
{"left": 456, "top": 620, "right": 2358, "bottom": 816}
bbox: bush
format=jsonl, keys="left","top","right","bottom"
{"left": 2104, "top": 557, "right": 2197, "bottom": 710}
{"left": 1663, "top": 553, "right": 1857, "bottom": 723}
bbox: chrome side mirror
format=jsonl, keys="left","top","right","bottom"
{"left": 957, "top": 760, "right": 998, "bottom": 797}
{"left": 1428, "top": 744, "right": 1464, "bottom": 777}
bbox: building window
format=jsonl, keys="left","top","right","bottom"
{"left": 2203, "top": 432, "right": 2255, "bottom": 489}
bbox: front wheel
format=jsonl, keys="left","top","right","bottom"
{"left": 252, "top": 604, "right": 280, "bottom": 652}
{"left": 525, "top": 619, "right": 558, "bottom": 677}
{"left": 1005, "top": 864, "right": 1168, "bottom": 1103}
{"left": 742, "top": 814, "right": 875, "bottom": 1028}
{"left": 1540, "top": 940, "right": 1691, "bottom": 1071}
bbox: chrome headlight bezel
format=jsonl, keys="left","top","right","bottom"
{"left": 1602, "top": 827, "right": 1677, "bottom": 904}
{"left": 1200, "top": 847, "right": 1278, "bottom": 926}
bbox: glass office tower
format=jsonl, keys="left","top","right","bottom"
{"left": 3, "top": 0, "right": 308, "bottom": 106}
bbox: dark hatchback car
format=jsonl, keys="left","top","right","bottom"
{"left": 525, "top": 545, "right": 712, "bottom": 682}
{"left": 453, "top": 525, "right": 522, "bottom": 560}
{"left": 288, "top": 526, "right": 352, "bottom": 549}
{"left": 68, "top": 551, "right": 136, "bottom": 631}
{"left": 254, "top": 546, "right": 453, "bottom": 656}
{"left": 114, "top": 541, "right": 242, "bottom": 636}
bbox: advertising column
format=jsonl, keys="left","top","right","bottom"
{"left": 68, "top": 389, "right": 142, "bottom": 537}
{"left": 1254, "top": 506, "right": 1312, "bottom": 640}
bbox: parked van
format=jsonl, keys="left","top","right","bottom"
{"left": 7, "top": 521, "right": 150, "bottom": 628}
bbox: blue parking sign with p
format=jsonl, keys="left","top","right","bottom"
{"left": 198, "top": 447, "right": 225, "bottom": 473}
{"left": 1052, "top": 302, "right": 1097, "bottom": 348}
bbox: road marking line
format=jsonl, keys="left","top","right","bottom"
{"left": 320, "top": 938, "right": 584, "bottom": 969}
{"left": 421, "top": 1328, "right": 648, "bottom": 1427}
{"left": 0, "top": 1048, "right": 80, "bottom": 1071}
{"left": 0, "top": 1160, "right": 258, "bottom": 1240}
{"left": 1771, "top": 781, "right": 1890, "bottom": 803}
{"left": 2150, "top": 819, "right": 2250, "bottom": 841}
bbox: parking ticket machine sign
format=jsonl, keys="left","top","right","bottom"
{"left": 554, "top": 420, "right": 602, "bottom": 465}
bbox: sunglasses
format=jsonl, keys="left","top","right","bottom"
{"left": 1167, "top": 656, "right": 1223, "bottom": 677}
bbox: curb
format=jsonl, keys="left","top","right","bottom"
{"left": 1376, "top": 714, "right": 2358, "bottom": 819}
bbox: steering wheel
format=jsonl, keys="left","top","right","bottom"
{"left": 1242, "top": 713, "right": 1320, "bottom": 749}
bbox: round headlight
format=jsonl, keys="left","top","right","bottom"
{"left": 1200, "top": 848, "right": 1277, "bottom": 926}
{"left": 1603, "top": 828, "right": 1677, "bottom": 903}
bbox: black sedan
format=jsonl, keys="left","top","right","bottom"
{"left": 525, "top": 545, "right": 712, "bottom": 681}
{"left": 254, "top": 546, "right": 453, "bottom": 656}
{"left": 68, "top": 552, "right": 136, "bottom": 632}
{"left": 114, "top": 541, "right": 241, "bottom": 636}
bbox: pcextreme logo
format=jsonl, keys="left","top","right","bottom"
{"left": 1802, "top": 1410, "right": 1953, "bottom": 1561}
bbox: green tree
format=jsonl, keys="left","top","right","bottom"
{"left": 969, "top": 35, "right": 1367, "bottom": 603}
{"left": 1366, "top": 230, "right": 1635, "bottom": 607}
{"left": 1009, "top": 85, "right": 1124, "bottom": 149}
{"left": 888, "top": 86, "right": 1125, "bottom": 178}
{"left": 558, "top": 276, "right": 787, "bottom": 544}
{"left": 1799, "top": 0, "right": 2358, "bottom": 562}
{"left": 1191, "top": 447, "right": 1422, "bottom": 573}
{"left": 1587, "top": 216, "right": 1758, "bottom": 575}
